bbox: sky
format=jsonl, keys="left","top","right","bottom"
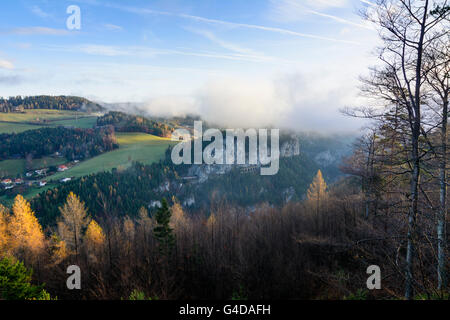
{"left": 0, "top": 0, "right": 380, "bottom": 132}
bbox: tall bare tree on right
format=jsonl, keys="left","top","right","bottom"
{"left": 423, "top": 15, "right": 449, "bottom": 290}
{"left": 357, "top": 0, "right": 449, "bottom": 299}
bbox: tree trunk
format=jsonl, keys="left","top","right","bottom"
{"left": 437, "top": 100, "right": 448, "bottom": 290}
{"left": 405, "top": 0, "right": 428, "bottom": 300}
{"left": 405, "top": 137, "right": 420, "bottom": 299}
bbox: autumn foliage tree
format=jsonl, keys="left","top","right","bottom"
{"left": 57, "top": 192, "right": 90, "bottom": 258}
{"left": 84, "top": 220, "right": 105, "bottom": 262}
{"left": 8, "top": 195, "right": 45, "bottom": 262}
{"left": 307, "top": 170, "right": 328, "bottom": 212}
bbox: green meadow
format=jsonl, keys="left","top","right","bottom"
{"left": 49, "top": 116, "right": 98, "bottom": 129}
{"left": 0, "top": 109, "right": 97, "bottom": 134}
{"left": 0, "top": 110, "right": 176, "bottom": 204}
{"left": 0, "top": 123, "right": 45, "bottom": 134}
{"left": 0, "top": 157, "right": 67, "bottom": 178}
{"left": 0, "top": 109, "right": 86, "bottom": 122}
{"left": 48, "top": 132, "right": 176, "bottom": 180}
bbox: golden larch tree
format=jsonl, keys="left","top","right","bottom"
{"left": 57, "top": 192, "right": 90, "bottom": 257}
{"left": 307, "top": 170, "right": 328, "bottom": 213}
{"left": 8, "top": 195, "right": 45, "bottom": 259}
{"left": 122, "top": 216, "right": 135, "bottom": 255}
{"left": 84, "top": 219, "right": 105, "bottom": 259}
{"left": 136, "top": 206, "right": 153, "bottom": 248}
{"left": 49, "top": 234, "right": 69, "bottom": 265}
{"left": 170, "top": 198, "right": 189, "bottom": 233}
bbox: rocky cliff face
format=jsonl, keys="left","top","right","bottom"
{"left": 150, "top": 133, "right": 354, "bottom": 210}
{"left": 184, "top": 135, "right": 301, "bottom": 183}
{"left": 280, "top": 137, "right": 300, "bottom": 157}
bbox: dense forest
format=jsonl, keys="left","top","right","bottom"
{"left": 0, "top": 96, "right": 104, "bottom": 113}
{"left": 0, "top": 170, "right": 443, "bottom": 300}
{"left": 97, "top": 111, "right": 174, "bottom": 137}
{"left": 30, "top": 151, "right": 325, "bottom": 227}
{"left": 32, "top": 161, "right": 176, "bottom": 226}
{"left": 0, "top": 127, "right": 118, "bottom": 161}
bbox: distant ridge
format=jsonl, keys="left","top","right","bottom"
{"left": 0, "top": 95, "right": 104, "bottom": 113}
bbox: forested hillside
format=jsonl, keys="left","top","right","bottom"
{"left": 0, "top": 96, "right": 104, "bottom": 113}
{"left": 30, "top": 148, "right": 337, "bottom": 227}
{"left": 97, "top": 111, "right": 174, "bottom": 137}
{"left": 0, "top": 127, "right": 118, "bottom": 161}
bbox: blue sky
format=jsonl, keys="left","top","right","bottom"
{"left": 0, "top": 0, "right": 379, "bottom": 131}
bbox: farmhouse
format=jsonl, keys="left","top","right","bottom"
{"left": 58, "top": 165, "right": 69, "bottom": 172}
{"left": 35, "top": 169, "right": 47, "bottom": 175}
{"left": 1, "top": 179, "right": 12, "bottom": 186}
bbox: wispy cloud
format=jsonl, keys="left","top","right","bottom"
{"left": 359, "top": 0, "right": 377, "bottom": 7}
{"left": 47, "top": 43, "right": 294, "bottom": 65}
{"left": 30, "top": 5, "right": 52, "bottom": 19}
{"left": 6, "top": 27, "right": 69, "bottom": 35}
{"left": 0, "top": 74, "right": 24, "bottom": 85}
{"left": 304, "top": 0, "right": 349, "bottom": 9}
{"left": 308, "top": 10, "right": 373, "bottom": 29}
{"left": 103, "top": 3, "right": 359, "bottom": 45}
{"left": 0, "top": 59, "right": 14, "bottom": 69}
{"left": 178, "top": 12, "right": 360, "bottom": 44}
{"left": 103, "top": 24, "right": 123, "bottom": 31}
{"left": 269, "top": 0, "right": 372, "bottom": 30}
{"left": 183, "top": 27, "right": 258, "bottom": 55}
{"left": 77, "top": 44, "right": 130, "bottom": 56}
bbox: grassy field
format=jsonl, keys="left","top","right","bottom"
{"left": 0, "top": 109, "right": 97, "bottom": 134}
{"left": 48, "top": 132, "right": 176, "bottom": 180}
{"left": 23, "top": 183, "right": 58, "bottom": 200}
{"left": 0, "top": 109, "right": 86, "bottom": 122}
{"left": 0, "top": 110, "right": 176, "bottom": 205}
{"left": 49, "top": 116, "right": 98, "bottom": 129}
{"left": 0, "top": 159, "right": 26, "bottom": 177}
{"left": 0, "top": 122, "right": 45, "bottom": 134}
{"left": 0, "top": 157, "right": 67, "bottom": 178}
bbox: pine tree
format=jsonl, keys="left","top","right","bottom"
{"left": 9, "top": 195, "right": 45, "bottom": 260}
{"left": 0, "top": 257, "right": 50, "bottom": 300}
{"left": 57, "top": 192, "right": 90, "bottom": 257}
{"left": 153, "top": 199, "right": 175, "bottom": 254}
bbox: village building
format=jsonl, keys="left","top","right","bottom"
{"left": 1, "top": 179, "right": 12, "bottom": 186}
{"left": 35, "top": 169, "right": 48, "bottom": 176}
{"left": 58, "top": 165, "right": 69, "bottom": 172}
